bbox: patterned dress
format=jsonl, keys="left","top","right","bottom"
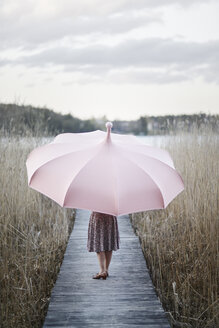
{"left": 87, "top": 211, "right": 120, "bottom": 252}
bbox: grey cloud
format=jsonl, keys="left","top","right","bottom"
{"left": 10, "top": 38, "right": 219, "bottom": 84}
{"left": 0, "top": 0, "right": 215, "bottom": 48}
{"left": 0, "top": 8, "right": 161, "bottom": 48}
{"left": 118, "top": 0, "right": 216, "bottom": 11}
{"left": 0, "top": 0, "right": 218, "bottom": 85}
{"left": 17, "top": 38, "right": 219, "bottom": 67}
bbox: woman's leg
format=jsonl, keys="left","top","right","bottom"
{"left": 105, "top": 250, "right": 112, "bottom": 272}
{"left": 96, "top": 251, "right": 106, "bottom": 273}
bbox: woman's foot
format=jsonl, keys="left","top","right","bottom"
{"left": 92, "top": 271, "right": 107, "bottom": 279}
{"left": 92, "top": 273, "right": 102, "bottom": 279}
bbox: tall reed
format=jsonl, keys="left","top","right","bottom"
{"left": 0, "top": 134, "right": 75, "bottom": 328}
{"left": 130, "top": 125, "right": 219, "bottom": 328}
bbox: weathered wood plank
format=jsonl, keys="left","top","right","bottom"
{"left": 43, "top": 209, "right": 170, "bottom": 327}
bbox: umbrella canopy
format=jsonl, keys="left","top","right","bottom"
{"left": 26, "top": 122, "right": 184, "bottom": 216}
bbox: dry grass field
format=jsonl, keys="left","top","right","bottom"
{"left": 131, "top": 125, "right": 219, "bottom": 328}
{"left": 0, "top": 124, "right": 218, "bottom": 328}
{"left": 0, "top": 134, "right": 75, "bottom": 328}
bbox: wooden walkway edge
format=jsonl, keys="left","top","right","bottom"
{"left": 43, "top": 209, "right": 170, "bottom": 328}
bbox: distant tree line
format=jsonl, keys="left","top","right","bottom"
{"left": 112, "top": 114, "right": 219, "bottom": 135}
{"left": 0, "top": 103, "right": 218, "bottom": 136}
{"left": 0, "top": 103, "right": 99, "bottom": 136}
{"left": 146, "top": 113, "right": 219, "bottom": 135}
{"left": 113, "top": 116, "right": 148, "bottom": 135}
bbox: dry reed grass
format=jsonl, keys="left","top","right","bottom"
{"left": 130, "top": 125, "right": 219, "bottom": 328}
{"left": 0, "top": 134, "right": 75, "bottom": 328}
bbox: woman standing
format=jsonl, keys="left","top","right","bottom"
{"left": 87, "top": 211, "right": 120, "bottom": 280}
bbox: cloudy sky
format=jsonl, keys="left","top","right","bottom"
{"left": 0, "top": 0, "right": 219, "bottom": 120}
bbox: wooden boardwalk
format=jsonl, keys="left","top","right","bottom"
{"left": 43, "top": 209, "right": 170, "bottom": 328}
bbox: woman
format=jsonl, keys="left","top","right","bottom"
{"left": 87, "top": 211, "right": 120, "bottom": 280}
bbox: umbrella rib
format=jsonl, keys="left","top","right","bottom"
{"left": 119, "top": 153, "right": 166, "bottom": 208}
{"left": 62, "top": 142, "right": 106, "bottom": 207}
{"left": 110, "top": 148, "right": 119, "bottom": 215}
{"left": 27, "top": 142, "right": 103, "bottom": 185}
{"left": 117, "top": 144, "right": 175, "bottom": 169}
{"left": 116, "top": 143, "right": 184, "bottom": 185}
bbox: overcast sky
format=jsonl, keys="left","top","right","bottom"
{"left": 0, "top": 0, "right": 219, "bottom": 120}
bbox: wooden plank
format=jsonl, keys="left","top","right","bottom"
{"left": 43, "top": 209, "right": 170, "bottom": 327}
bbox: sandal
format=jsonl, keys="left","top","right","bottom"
{"left": 92, "top": 272, "right": 107, "bottom": 280}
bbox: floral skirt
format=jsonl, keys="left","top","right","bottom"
{"left": 87, "top": 211, "right": 120, "bottom": 252}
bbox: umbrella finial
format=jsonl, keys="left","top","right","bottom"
{"left": 105, "top": 122, "right": 113, "bottom": 141}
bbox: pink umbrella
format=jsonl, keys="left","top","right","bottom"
{"left": 26, "top": 122, "right": 184, "bottom": 216}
